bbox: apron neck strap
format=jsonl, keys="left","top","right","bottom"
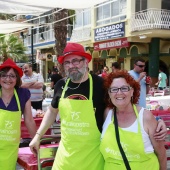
{"left": 0, "top": 88, "right": 21, "bottom": 111}
{"left": 14, "top": 89, "right": 21, "bottom": 111}
{"left": 112, "top": 104, "right": 141, "bottom": 133}
{"left": 61, "top": 73, "right": 93, "bottom": 100}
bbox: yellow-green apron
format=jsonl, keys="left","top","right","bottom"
{"left": 100, "top": 105, "right": 159, "bottom": 170}
{"left": 53, "top": 74, "right": 104, "bottom": 170}
{"left": 0, "top": 89, "right": 21, "bottom": 170}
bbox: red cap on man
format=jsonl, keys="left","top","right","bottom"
{"left": 57, "top": 43, "right": 92, "bottom": 64}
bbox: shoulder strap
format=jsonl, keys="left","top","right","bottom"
{"left": 114, "top": 108, "right": 131, "bottom": 170}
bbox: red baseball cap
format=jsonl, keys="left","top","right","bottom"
{"left": 57, "top": 43, "right": 92, "bottom": 64}
{"left": 0, "top": 58, "right": 23, "bottom": 77}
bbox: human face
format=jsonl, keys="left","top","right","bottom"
{"left": 108, "top": 78, "right": 133, "bottom": 108}
{"left": 103, "top": 67, "right": 109, "bottom": 73}
{"left": 111, "top": 66, "right": 119, "bottom": 73}
{"left": 134, "top": 61, "right": 145, "bottom": 73}
{"left": 63, "top": 55, "right": 87, "bottom": 82}
{"left": 22, "top": 64, "right": 32, "bottom": 76}
{"left": 0, "top": 68, "right": 17, "bottom": 90}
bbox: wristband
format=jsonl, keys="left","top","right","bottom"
{"left": 156, "top": 116, "right": 162, "bottom": 121}
{"left": 36, "top": 132, "right": 41, "bottom": 136}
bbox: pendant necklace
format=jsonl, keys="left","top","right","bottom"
{"left": 62, "top": 71, "right": 87, "bottom": 91}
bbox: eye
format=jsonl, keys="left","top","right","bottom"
{"left": 63, "top": 61, "right": 70, "bottom": 65}
{"left": 121, "top": 86, "right": 131, "bottom": 92}
{"left": 110, "top": 88, "right": 118, "bottom": 93}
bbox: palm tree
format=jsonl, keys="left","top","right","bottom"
{"left": 53, "top": 8, "right": 75, "bottom": 76}
{"left": 0, "top": 34, "right": 27, "bottom": 62}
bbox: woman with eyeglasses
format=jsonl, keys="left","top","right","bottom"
{"left": 0, "top": 58, "right": 36, "bottom": 170}
{"left": 100, "top": 70, "right": 166, "bottom": 170}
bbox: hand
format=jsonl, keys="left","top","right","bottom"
{"left": 139, "top": 72, "right": 146, "bottom": 80}
{"left": 154, "top": 119, "right": 167, "bottom": 140}
{"left": 29, "top": 135, "right": 40, "bottom": 157}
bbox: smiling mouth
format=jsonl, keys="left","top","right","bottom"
{"left": 116, "top": 97, "right": 124, "bottom": 100}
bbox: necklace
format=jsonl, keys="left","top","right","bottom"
{"left": 0, "top": 91, "right": 13, "bottom": 107}
{"left": 62, "top": 71, "right": 87, "bottom": 91}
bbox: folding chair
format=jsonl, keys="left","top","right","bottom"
{"left": 37, "top": 135, "right": 60, "bottom": 170}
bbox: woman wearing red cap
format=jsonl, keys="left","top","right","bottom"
{"left": 0, "top": 58, "right": 37, "bottom": 170}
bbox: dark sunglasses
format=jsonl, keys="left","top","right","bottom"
{"left": 136, "top": 64, "right": 145, "bottom": 68}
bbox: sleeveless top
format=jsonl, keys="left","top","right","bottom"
{"left": 101, "top": 107, "right": 154, "bottom": 153}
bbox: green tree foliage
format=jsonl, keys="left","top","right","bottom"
{"left": 0, "top": 34, "right": 28, "bottom": 62}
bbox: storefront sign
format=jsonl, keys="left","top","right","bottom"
{"left": 94, "top": 22, "right": 125, "bottom": 41}
{"left": 94, "top": 38, "right": 130, "bottom": 50}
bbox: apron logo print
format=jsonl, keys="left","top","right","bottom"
{"left": 121, "top": 142, "right": 128, "bottom": 152}
{"left": 5, "top": 121, "right": 14, "bottom": 129}
{"left": 71, "top": 112, "right": 80, "bottom": 121}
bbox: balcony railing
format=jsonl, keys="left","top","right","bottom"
{"left": 130, "top": 8, "right": 170, "bottom": 32}
{"left": 70, "top": 27, "right": 91, "bottom": 42}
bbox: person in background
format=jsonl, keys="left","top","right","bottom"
{"left": 47, "top": 68, "right": 52, "bottom": 80}
{"left": 99, "top": 66, "right": 109, "bottom": 78}
{"left": 50, "top": 67, "right": 62, "bottom": 89}
{"left": 21, "top": 63, "right": 44, "bottom": 110}
{"left": 155, "top": 67, "right": 168, "bottom": 90}
{"left": 128, "top": 58, "right": 151, "bottom": 108}
{"left": 111, "top": 61, "right": 121, "bottom": 73}
{"left": 29, "top": 43, "right": 166, "bottom": 170}
{"left": 95, "top": 69, "right": 102, "bottom": 76}
{"left": 0, "top": 58, "right": 36, "bottom": 170}
{"left": 100, "top": 70, "right": 166, "bottom": 170}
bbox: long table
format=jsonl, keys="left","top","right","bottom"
{"left": 146, "top": 95, "right": 170, "bottom": 106}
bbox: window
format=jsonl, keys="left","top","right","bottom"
{"left": 75, "top": 9, "right": 91, "bottom": 28}
{"left": 96, "top": 0, "right": 127, "bottom": 26}
{"left": 135, "top": 0, "right": 147, "bottom": 12}
{"left": 162, "top": 0, "right": 170, "bottom": 10}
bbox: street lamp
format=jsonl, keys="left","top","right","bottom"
{"left": 31, "top": 26, "right": 34, "bottom": 65}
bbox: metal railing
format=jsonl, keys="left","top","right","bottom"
{"left": 23, "top": 24, "right": 91, "bottom": 47}
{"left": 25, "top": 29, "right": 55, "bottom": 47}
{"left": 70, "top": 27, "right": 91, "bottom": 42}
{"left": 130, "top": 8, "right": 170, "bottom": 32}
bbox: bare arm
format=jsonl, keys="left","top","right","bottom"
{"left": 144, "top": 110, "right": 167, "bottom": 170}
{"left": 23, "top": 99, "right": 37, "bottom": 138}
{"left": 136, "top": 72, "right": 146, "bottom": 83}
{"left": 29, "top": 105, "right": 58, "bottom": 156}
{"left": 155, "top": 77, "right": 162, "bottom": 86}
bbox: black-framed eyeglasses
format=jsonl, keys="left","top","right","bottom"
{"left": 109, "top": 86, "right": 132, "bottom": 93}
{"left": 63, "top": 58, "right": 85, "bottom": 67}
{"left": 135, "top": 64, "right": 145, "bottom": 68}
{"left": 0, "top": 74, "right": 17, "bottom": 79}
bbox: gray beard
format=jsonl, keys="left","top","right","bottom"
{"left": 69, "top": 71, "right": 83, "bottom": 81}
{"left": 66, "top": 67, "right": 86, "bottom": 82}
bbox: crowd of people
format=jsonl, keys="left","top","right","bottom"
{"left": 0, "top": 42, "right": 168, "bottom": 169}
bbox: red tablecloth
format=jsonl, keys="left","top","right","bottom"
{"left": 151, "top": 110, "right": 170, "bottom": 116}
{"left": 21, "top": 118, "right": 51, "bottom": 139}
{"left": 17, "top": 143, "right": 59, "bottom": 170}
